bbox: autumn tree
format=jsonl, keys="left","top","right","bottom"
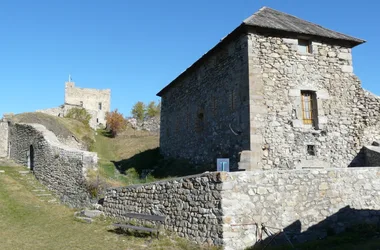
{"left": 105, "top": 109, "right": 127, "bottom": 137}
{"left": 131, "top": 101, "right": 146, "bottom": 121}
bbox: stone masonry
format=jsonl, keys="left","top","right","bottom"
{"left": 157, "top": 7, "right": 380, "bottom": 170}
{"left": 103, "top": 168, "right": 380, "bottom": 249}
{"left": 8, "top": 122, "right": 98, "bottom": 207}
{"left": 0, "top": 121, "right": 9, "bottom": 157}
{"left": 38, "top": 81, "right": 111, "bottom": 129}
{"left": 103, "top": 173, "right": 224, "bottom": 245}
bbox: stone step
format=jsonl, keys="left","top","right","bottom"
{"left": 75, "top": 217, "right": 93, "bottom": 224}
{"left": 32, "top": 189, "right": 46, "bottom": 192}
{"left": 18, "top": 171, "right": 30, "bottom": 174}
{"left": 36, "top": 194, "right": 52, "bottom": 197}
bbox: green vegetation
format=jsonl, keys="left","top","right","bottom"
{"left": 90, "top": 126, "right": 214, "bottom": 190}
{"left": 10, "top": 112, "right": 95, "bottom": 149}
{"left": 65, "top": 107, "right": 92, "bottom": 126}
{"left": 0, "top": 166, "right": 219, "bottom": 250}
{"left": 131, "top": 100, "right": 160, "bottom": 121}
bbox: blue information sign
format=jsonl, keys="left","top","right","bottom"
{"left": 217, "top": 158, "right": 230, "bottom": 172}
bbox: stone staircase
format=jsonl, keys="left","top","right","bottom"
{"left": 16, "top": 170, "right": 59, "bottom": 204}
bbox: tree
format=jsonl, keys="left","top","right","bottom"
{"left": 131, "top": 101, "right": 146, "bottom": 121}
{"left": 65, "top": 108, "right": 92, "bottom": 126}
{"left": 106, "top": 109, "right": 127, "bottom": 137}
{"left": 146, "top": 101, "right": 161, "bottom": 118}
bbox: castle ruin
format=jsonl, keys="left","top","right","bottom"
{"left": 38, "top": 81, "right": 111, "bottom": 129}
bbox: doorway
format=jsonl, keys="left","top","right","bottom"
{"left": 28, "top": 145, "right": 35, "bottom": 171}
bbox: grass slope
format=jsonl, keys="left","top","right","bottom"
{"left": 0, "top": 166, "right": 218, "bottom": 250}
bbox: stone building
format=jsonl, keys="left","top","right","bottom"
{"left": 38, "top": 81, "right": 111, "bottom": 129}
{"left": 157, "top": 7, "right": 380, "bottom": 170}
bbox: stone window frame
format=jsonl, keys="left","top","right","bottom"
{"left": 289, "top": 87, "right": 329, "bottom": 130}
{"left": 298, "top": 39, "right": 312, "bottom": 54}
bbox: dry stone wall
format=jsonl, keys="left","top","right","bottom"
{"left": 103, "top": 168, "right": 380, "bottom": 250}
{"left": 247, "top": 33, "right": 380, "bottom": 170}
{"left": 102, "top": 173, "right": 224, "bottom": 245}
{"left": 159, "top": 34, "right": 250, "bottom": 168}
{"left": 8, "top": 122, "right": 97, "bottom": 207}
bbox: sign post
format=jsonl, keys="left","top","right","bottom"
{"left": 217, "top": 158, "right": 230, "bottom": 172}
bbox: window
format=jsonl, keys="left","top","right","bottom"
{"left": 301, "top": 91, "right": 318, "bottom": 126}
{"left": 307, "top": 145, "right": 316, "bottom": 156}
{"left": 195, "top": 108, "right": 204, "bottom": 133}
{"left": 298, "top": 39, "right": 312, "bottom": 54}
{"left": 80, "top": 101, "right": 83, "bottom": 107}
{"left": 98, "top": 102, "right": 102, "bottom": 110}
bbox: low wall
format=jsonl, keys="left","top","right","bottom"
{"left": 103, "top": 168, "right": 380, "bottom": 249}
{"left": 9, "top": 123, "right": 98, "bottom": 207}
{"left": 102, "top": 173, "right": 224, "bottom": 245}
{"left": 222, "top": 168, "right": 380, "bottom": 249}
{"left": 0, "top": 121, "right": 9, "bottom": 157}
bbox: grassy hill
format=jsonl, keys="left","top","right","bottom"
{"left": 9, "top": 112, "right": 95, "bottom": 149}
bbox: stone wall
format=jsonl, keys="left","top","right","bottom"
{"left": 247, "top": 33, "right": 380, "bottom": 170}
{"left": 159, "top": 34, "right": 250, "bottom": 168}
{"left": 102, "top": 168, "right": 380, "bottom": 249}
{"left": 221, "top": 168, "right": 380, "bottom": 249}
{"left": 0, "top": 121, "right": 9, "bottom": 158}
{"left": 102, "top": 173, "right": 224, "bottom": 245}
{"left": 65, "top": 82, "right": 111, "bottom": 127}
{"left": 8, "top": 122, "right": 98, "bottom": 207}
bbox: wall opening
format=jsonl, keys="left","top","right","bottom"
{"left": 28, "top": 145, "right": 35, "bottom": 171}
{"left": 307, "top": 145, "right": 316, "bottom": 156}
{"left": 8, "top": 142, "right": 11, "bottom": 158}
{"left": 98, "top": 102, "right": 102, "bottom": 110}
{"left": 301, "top": 91, "right": 319, "bottom": 128}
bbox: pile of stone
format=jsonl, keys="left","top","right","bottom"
{"left": 127, "top": 116, "right": 160, "bottom": 134}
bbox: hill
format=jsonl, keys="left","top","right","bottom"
{"left": 9, "top": 112, "right": 95, "bottom": 149}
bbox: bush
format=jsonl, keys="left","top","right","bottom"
{"left": 105, "top": 109, "right": 127, "bottom": 137}
{"left": 131, "top": 102, "right": 146, "bottom": 121}
{"left": 65, "top": 108, "right": 92, "bottom": 126}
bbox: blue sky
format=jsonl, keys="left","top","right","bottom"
{"left": 0, "top": 0, "right": 379, "bottom": 117}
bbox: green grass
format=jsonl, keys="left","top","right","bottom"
{"left": 90, "top": 128, "right": 215, "bottom": 190}
{"left": 0, "top": 166, "right": 220, "bottom": 250}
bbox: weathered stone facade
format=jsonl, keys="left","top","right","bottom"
{"left": 247, "top": 34, "right": 380, "bottom": 170}
{"left": 8, "top": 122, "right": 97, "bottom": 207}
{"left": 38, "top": 81, "right": 111, "bottom": 129}
{"left": 159, "top": 34, "right": 250, "bottom": 166}
{"left": 0, "top": 121, "right": 9, "bottom": 157}
{"left": 102, "top": 168, "right": 380, "bottom": 249}
{"left": 157, "top": 7, "right": 380, "bottom": 170}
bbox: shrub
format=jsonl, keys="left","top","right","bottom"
{"left": 105, "top": 109, "right": 127, "bottom": 137}
{"left": 131, "top": 102, "right": 146, "bottom": 121}
{"left": 65, "top": 108, "right": 92, "bottom": 126}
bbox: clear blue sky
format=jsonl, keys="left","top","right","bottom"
{"left": 0, "top": 0, "right": 379, "bottom": 117}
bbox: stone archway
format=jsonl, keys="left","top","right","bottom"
{"left": 28, "top": 145, "right": 35, "bottom": 171}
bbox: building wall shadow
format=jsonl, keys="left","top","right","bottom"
{"left": 252, "top": 206, "right": 380, "bottom": 249}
